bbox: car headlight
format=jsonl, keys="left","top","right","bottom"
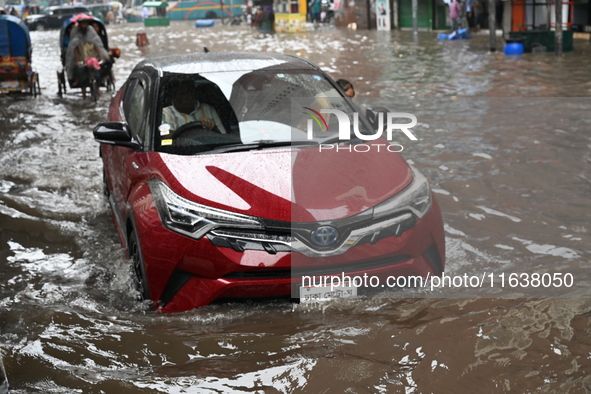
{"left": 148, "top": 179, "right": 264, "bottom": 239}
{"left": 372, "top": 166, "right": 432, "bottom": 220}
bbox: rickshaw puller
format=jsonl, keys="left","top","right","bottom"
{"left": 64, "top": 14, "right": 110, "bottom": 99}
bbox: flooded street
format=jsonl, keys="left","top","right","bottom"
{"left": 1, "top": 21, "right": 591, "bottom": 392}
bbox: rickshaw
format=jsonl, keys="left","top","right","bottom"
{"left": 89, "top": 2, "right": 126, "bottom": 24}
{"left": 0, "top": 14, "right": 40, "bottom": 96}
{"left": 107, "top": 2, "right": 127, "bottom": 24}
{"left": 57, "top": 15, "right": 119, "bottom": 101}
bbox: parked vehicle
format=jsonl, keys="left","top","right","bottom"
{"left": 142, "top": 1, "right": 169, "bottom": 26}
{"left": 0, "top": 15, "right": 40, "bottom": 96}
{"left": 93, "top": 52, "right": 445, "bottom": 312}
{"left": 23, "top": 5, "right": 90, "bottom": 31}
{"left": 125, "top": 0, "right": 243, "bottom": 22}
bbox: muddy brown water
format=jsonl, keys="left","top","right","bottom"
{"left": 1, "top": 22, "right": 591, "bottom": 393}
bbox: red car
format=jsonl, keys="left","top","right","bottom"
{"left": 93, "top": 52, "right": 445, "bottom": 312}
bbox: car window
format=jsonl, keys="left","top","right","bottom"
{"left": 155, "top": 69, "right": 365, "bottom": 155}
{"left": 124, "top": 80, "right": 146, "bottom": 144}
{"left": 122, "top": 79, "right": 137, "bottom": 116}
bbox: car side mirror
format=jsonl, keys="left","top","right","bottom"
{"left": 93, "top": 121, "right": 141, "bottom": 150}
{"left": 365, "top": 107, "right": 389, "bottom": 132}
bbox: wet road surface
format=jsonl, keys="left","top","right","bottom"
{"left": 1, "top": 22, "right": 591, "bottom": 392}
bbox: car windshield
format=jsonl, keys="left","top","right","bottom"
{"left": 155, "top": 68, "right": 371, "bottom": 155}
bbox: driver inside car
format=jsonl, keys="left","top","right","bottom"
{"left": 161, "top": 83, "right": 226, "bottom": 134}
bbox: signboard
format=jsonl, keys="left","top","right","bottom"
{"left": 376, "top": 0, "right": 390, "bottom": 30}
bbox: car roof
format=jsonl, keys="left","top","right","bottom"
{"left": 52, "top": 5, "right": 88, "bottom": 9}
{"left": 133, "top": 52, "right": 320, "bottom": 76}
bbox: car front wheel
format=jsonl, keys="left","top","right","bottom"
{"left": 35, "top": 22, "right": 47, "bottom": 31}
{"left": 128, "top": 228, "right": 151, "bottom": 302}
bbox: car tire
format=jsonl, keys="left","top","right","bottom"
{"left": 205, "top": 11, "right": 217, "bottom": 19}
{"left": 102, "top": 168, "right": 109, "bottom": 198}
{"left": 35, "top": 22, "right": 47, "bottom": 31}
{"left": 128, "top": 228, "right": 151, "bottom": 302}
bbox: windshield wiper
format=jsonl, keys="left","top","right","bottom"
{"left": 206, "top": 140, "right": 319, "bottom": 154}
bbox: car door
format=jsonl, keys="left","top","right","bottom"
{"left": 58, "top": 8, "right": 72, "bottom": 28}
{"left": 108, "top": 74, "right": 151, "bottom": 225}
{"left": 59, "top": 8, "right": 76, "bottom": 27}
{"left": 45, "top": 8, "right": 61, "bottom": 28}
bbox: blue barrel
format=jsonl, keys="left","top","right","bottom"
{"left": 195, "top": 19, "right": 215, "bottom": 28}
{"left": 504, "top": 42, "right": 524, "bottom": 55}
{"left": 457, "top": 28, "right": 470, "bottom": 39}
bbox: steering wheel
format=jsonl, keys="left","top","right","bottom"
{"left": 171, "top": 121, "right": 222, "bottom": 140}
{"left": 171, "top": 121, "right": 204, "bottom": 139}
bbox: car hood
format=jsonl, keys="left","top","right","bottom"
{"left": 152, "top": 146, "right": 413, "bottom": 222}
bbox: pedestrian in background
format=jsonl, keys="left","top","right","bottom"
{"left": 466, "top": 0, "right": 474, "bottom": 30}
{"left": 449, "top": 0, "right": 461, "bottom": 31}
{"left": 309, "top": 0, "right": 321, "bottom": 23}
{"left": 251, "top": 7, "right": 263, "bottom": 28}
{"left": 474, "top": 0, "right": 484, "bottom": 32}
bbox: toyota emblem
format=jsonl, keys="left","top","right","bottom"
{"left": 311, "top": 226, "right": 339, "bottom": 246}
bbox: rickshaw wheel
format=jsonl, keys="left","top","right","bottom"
{"left": 106, "top": 70, "right": 116, "bottom": 93}
{"left": 90, "top": 79, "right": 98, "bottom": 102}
{"left": 35, "top": 76, "right": 41, "bottom": 97}
{"left": 57, "top": 70, "right": 65, "bottom": 98}
{"left": 31, "top": 73, "right": 40, "bottom": 97}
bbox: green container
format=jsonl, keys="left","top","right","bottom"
{"left": 544, "top": 31, "right": 573, "bottom": 52}
{"left": 144, "top": 17, "right": 170, "bottom": 26}
{"left": 142, "top": 1, "right": 169, "bottom": 26}
{"left": 508, "top": 30, "right": 573, "bottom": 52}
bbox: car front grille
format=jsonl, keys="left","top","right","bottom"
{"left": 208, "top": 211, "right": 416, "bottom": 257}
